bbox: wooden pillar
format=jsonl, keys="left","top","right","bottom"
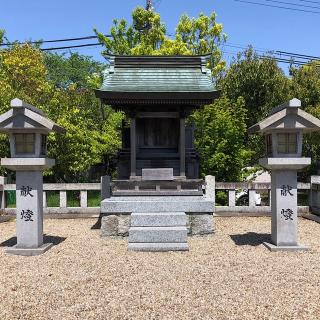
{"left": 130, "top": 117, "right": 136, "bottom": 178}
{"left": 180, "top": 117, "right": 186, "bottom": 177}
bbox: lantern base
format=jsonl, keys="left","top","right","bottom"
{"left": 5, "top": 243, "right": 53, "bottom": 256}
{"left": 263, "top": 242, "right": 309, "bottom": 252}
{"left": 0, "top": 157, "right": 55, "bottom": 171}
{"left": 259, "top": 157, "right": 311, "bottom": 171}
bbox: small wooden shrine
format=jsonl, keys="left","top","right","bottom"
{"left": 95, "top": 55, "right": 219, "bottom": 179}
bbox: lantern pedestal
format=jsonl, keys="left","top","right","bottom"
{"left": 249, "top": 98, "right": 320, "bottom": 252}
{"left": 2, "top": 160, "right": 55, "bottom": 256}
{"left": 260, "top": 159, "right": 310, "bottom": 252}
{"left": 0, "top": 98, "right": 65, "bottom": 256}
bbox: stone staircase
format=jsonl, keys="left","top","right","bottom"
{"left": 128, "top": 212, "right": 189, "bottom": 251}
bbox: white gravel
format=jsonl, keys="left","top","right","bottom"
{"left": 0, "top": 217, "right": 319, "bottom": 320}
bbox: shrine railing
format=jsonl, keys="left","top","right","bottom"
{"left": 0, "top": 176, "right": 318, "bottom": 217}
{"left": 214, "top": 181, "right": 310, "bottom": 216}
{"left": 0, "top": 182, "right": 101, "bottom": 217}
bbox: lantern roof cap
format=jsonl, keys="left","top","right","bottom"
{"left": 248, "top": 98, "right": 320, "bottom": 134}
{"left": 10, "top": 98, "right": 46, "bottom": 116}
{"left": 0, "top": 98, "right": 66, "bottom": 133}
{"left": 268, "top": 98, "right": 301, "bottom": 116}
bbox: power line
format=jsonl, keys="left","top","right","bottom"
{"left": 0, "top": 35, "right": 111, "bottom": 47}
{"left": 264, "top": 0, "right": 320, "bottom": 9}
{"left": 233, "top": 0, "right": 320, "bottom": 13}
{"left": 276, "top": 50, "right": 320, "bottom": 60}
{"left": 1, "top": 31, "right": 319, "bottom": 64}
{"left": 298, "top": 0, "right": 320, "bottom": 4}
{"left": 41, "top": 43, "right": 102, "bottom": 51}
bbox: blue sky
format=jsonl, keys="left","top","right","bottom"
{"left": 0, "top": 0, "right": 319, "bottom": 71}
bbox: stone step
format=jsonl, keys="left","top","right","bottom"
{"left": 131, "top": 212, "right": 187, "bottom": 227}
{"left": 128, "top": 242, "right": 189, "bottom": 252}
{"left": 101, "top": 197, "right": 213, "bottom": 213}
{"left": 129, "top": 226, "right": 188, "bottom": 243}
{"left": 108, "top": 196, "right": 204, "bottom": 201}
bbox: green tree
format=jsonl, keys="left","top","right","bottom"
{"left": 220, "top": 48, "right": 290, "bottom": 127}
{"left": 0, "top": 44, "right": 52, "bottom": 110}
{"left": 191, "top": 96, "right": 251, "bottom": 181}
{"left": 0, "top": 43, "right": 52, "bottom": 170}
{"left": 0, "top": 29, "right": 4, "bottom": 44}
{"left": 0, "top": 43, "right": 123, "bottom": 181}
{"left": 175, "top": 12, "right": 226, "bottom": 75}
{"left": 94, "top": 7, "right": 226, "bottom": 74}
{"left": 291, "top": 62, "right": 320, "bottom": 175}
{"left": 291, "top": 61, "right": 320, "bottom": 110}
{"left": 44, "top": 52, "right": 104, "bottom": 89}
{"left": 45, "top": 86, "right": 122, "bottom": 181}
{"left": 219, "top": 48, "right": 291, "bottom": 164}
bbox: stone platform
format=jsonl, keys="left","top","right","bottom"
{"left": 100, "top": 195, "right": 214, "bottom": 237}
{"left": 101, "top": 196, "right": 214, "bottom": 214}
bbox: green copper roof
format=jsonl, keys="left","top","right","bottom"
{"left": 95, "top": 55, "right": 219, "bottom": 106}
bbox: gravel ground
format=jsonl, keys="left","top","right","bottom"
{"left": 0, "top": 217, "right": 319, "bottom": 320}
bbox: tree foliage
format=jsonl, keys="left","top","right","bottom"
{"left": 191, "top": 96, "right": 251, "bottom": 181}
{"left": 220, "top": 48, "right": 290, "bottom": 128}
{"left": 44, "top": 87, "right": 122, "bottom": 181}
{"left": 94, "top": 7, "right": 226, "bottom": 75}
{"left": 0, "top": 44, "right": 122, "bottom": 181}
{"left": 290, "top": 62, "right": 320, "bottom": 175}
{"left": 218, "top": 48, "right": 291, "bottom": 164}
{"left": 44, "top": 52, "right": 104, "bottom": 89}
{"left": 0, "top": 30, "right": 4, "bottom": 44}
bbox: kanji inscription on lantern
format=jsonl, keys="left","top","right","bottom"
{"left": 20, "top": 209, "right": 34, "bottom": 222}
{"left": 280, "top": 185, "right": 293, "bottom": 197}
{"left": 20, "top": 185, "right": 33, "bottom": 197}
{"left": 280, "top": 208, "right": 294, "bottom": 221}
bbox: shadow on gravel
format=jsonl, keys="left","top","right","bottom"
{"left": 230, "top": 232, "right": 271, "bottom": 246}
{"left": 0, "top": 234, "right": 66, "bottom": 247}
{"left": 91, "top": 215, "right": 102, "bottom": 229}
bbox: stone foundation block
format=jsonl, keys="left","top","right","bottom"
{"left": 101, "top": 214, "right": 131, "bottom": 237}
{"left": 188, "top": 214, "right": 213, "bottom": 235}
{"left": 101, "top": 213, "right": 214, "bottom": 237}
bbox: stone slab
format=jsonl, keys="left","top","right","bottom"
{"left": 131, "top": 212, "right": 187, "bottom": 227}
{"left": 259, "top": 157, "right": 311, "bottom": 170}
{"left": 142, "top": 168, "right": 173, "bottom": 181}
{"left": 110, "top": 196, "right": 204, "bottom": 201}
{"left": 129, "top": 226, "right": 187, "bottom": 243}
{"left": 128, "top": 242, "right": 189, "bottom": 252}
{"left": 5, "top": 243, "right": 53, "bottom": 256}
{"left": 113, "top": 191, "right": 203, "bottom": 196}
{"left": 1, "top": 158, "right": 55, "bottom": 171}
{"left": 101, "top": 196, "right": 214, "bottom": 213}
{"left": 263, "top": 242, "right": 309, "bottom": 252}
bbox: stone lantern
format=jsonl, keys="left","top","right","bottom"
{"left": 249, "top": 98, "right": 320, "bottom": 251}
{"left": 0, "top": 98, "right": 65, "bottom": 255}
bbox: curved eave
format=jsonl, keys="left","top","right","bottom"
{"left": 95, "top": 90, "right": 220, "bottom": 106}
